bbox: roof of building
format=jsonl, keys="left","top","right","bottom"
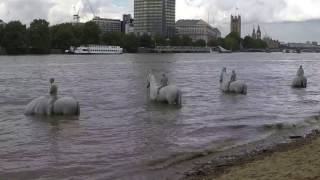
{"left": 176, "top": 19, "right": 208, "bottom": 26}
{"left": 92, "top": 17, "right": 121, "bottom": 22}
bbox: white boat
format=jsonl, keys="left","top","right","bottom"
{"left": 66, "top": 45, "right": 123, "bottom": 55}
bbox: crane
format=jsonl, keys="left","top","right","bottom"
{"left": 73, "top": 6, "right": 80, "bottom": 23}
{"left": 82, "top": 0, "right": 97, "bottom": 18}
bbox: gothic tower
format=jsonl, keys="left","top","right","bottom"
{"left": 252, "top": 27, "right": 256, "bottom": 39}
{"left": 256, "top": 25, "right": 261, "bottom": 39}
{"left": 230, "top": 15, "right": 241, "bottom": 37}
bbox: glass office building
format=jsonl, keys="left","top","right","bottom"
{"left": 134, "top": 0, "right": 175, "bottom": 38}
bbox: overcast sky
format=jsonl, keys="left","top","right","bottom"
{"left": 0, "top": 0, "right": 320, "bottom": 42}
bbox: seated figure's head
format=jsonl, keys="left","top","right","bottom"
{"left": 50, "top": 78, "right": 55, "bottom": 84}
{"left": 300, "top": 65, "right": 303, "bottom": 69}
{"left": 232, "top": 70, "right": 236, "bottom": 74}
{"left": 222, "top": 67, "right": 226, "bottom": 72}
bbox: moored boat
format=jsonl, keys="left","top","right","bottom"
{"left": 66, "top": 45, "right": 123, "bottom": 55}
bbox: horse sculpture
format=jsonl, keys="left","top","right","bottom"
{"left": 292, "top": 66, "right": 307, "bottom": 88}
{"left": 220, "top": 68, "right": 247, "bottom": 95}
{"left": 25, "top": 96, "right": 80, "bottom": 116}
{"left": 25, "top": 78, "right": 80, "bottom": 116}
{"left": 147, "top": 73, "right": 182, "bottom": 106}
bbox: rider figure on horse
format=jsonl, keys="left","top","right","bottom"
{"left": 47, "top": 78, "right": 58, "bottom": 115}
{"left": 158, "top": 73, "right": 168, "bottom": 95}
{"left": 228, "top": 70, "right": 237, "bottom": 90}
{"left": 220, "top": 67, "right": 227, "bottom": 83}
{"left": 297, "top": 65, "right": 304, "bottom": 77}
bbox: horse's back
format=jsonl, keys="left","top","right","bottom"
{"left": 53, "top": 96, "right": 80, "bottom": 115}
{"left": 159, "top": 85, "right": 180, "bottom": 103}
{"left": 230, "top": 80, "right": 247, "bottom": 93}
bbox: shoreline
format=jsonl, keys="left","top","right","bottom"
{"left": 182, "top": 129, "right": 320, "bottom": 180}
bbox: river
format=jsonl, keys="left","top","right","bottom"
{"left": 1, "top": 53, "right": 320, "bottom": 180}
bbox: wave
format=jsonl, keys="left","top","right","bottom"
{"left": 263, "top": 115, "right": 320, "bottom": 131}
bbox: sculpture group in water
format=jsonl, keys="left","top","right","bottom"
{"left": 147, "top": 72, "right": 182, "bottom": 106}
{"left": 25, "top": 78, "right": 80, "bottom": 116}
{"left": 24, "top": 65, "right": 307, "bottom": 116}
{"left": 219, "top": 68, "right": 247, "bottom": 95}
{"left": 292, "top": 65, "right": 307, "bottom": 88}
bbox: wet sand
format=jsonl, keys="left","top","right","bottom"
{"left": 185, "top": 130, "right": 320, "bottom": 180}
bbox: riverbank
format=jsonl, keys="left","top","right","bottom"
{"left": 184, "top": 130, "right": 320, "bottom": 180}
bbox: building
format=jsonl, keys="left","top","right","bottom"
{"left": 134, "top": 0, "right": 176, "bottom": 37}
{"left": 121, "top": 14, "right": 134, "bottom": 34}
{"left": 92, "top": 17, "right": 121, "bottom": 34}
{"left": 230, "top": 15, "right": 241, "bottom": 36}
{"left": 256, "top": 25, "right": 261, "bottom": 39}
{"left": 176, "top": 19, "right": 221, "bottom": 43}
{"left": 252, "top": 27, "right": 256, "bottom": 39}
{"left": 125, "top": 23, "right": 134, "bottom": 34}
{"left": 251, "top": 25, "right": 262, "bottom": 39}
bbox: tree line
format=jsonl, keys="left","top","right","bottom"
{"left": 0, "top": 19, "right": 208, "bottom": 54}
{"left": 207, "top": 32, "right": 268, "bottom": 51}
{"left": 0, "top": 19, "right": 268, "bottom": 55}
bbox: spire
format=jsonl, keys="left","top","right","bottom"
{"left": 257, "top": 25, "right": 261, "bottom": 33}
{"left": 257, "top": 25, "right": 261, "bottom": 39}
{"left": 252, "top": 26, "right": 256, "bottom": 39}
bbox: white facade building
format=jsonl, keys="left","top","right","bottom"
{"left": 176, "top": 19, "right": 221, "bottom": 43}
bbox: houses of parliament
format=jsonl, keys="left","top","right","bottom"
{"left": 230, "top": 14, "right": 262, "bottom": 40}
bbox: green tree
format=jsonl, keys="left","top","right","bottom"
{"left": 223, "top": 32, "right": 241, "bottom": 51}
{"left": 154, "top": 34, "right": 167, "bottom": 46}
{"left": 180, "top": 35, "right": 193, "bottom": 46}
{"left": 102, "top": 32, "right": 123, "bottom": 46}
{"left": 207, "top": 38, "right": 223, "bottom": 47}
{"left": 123, "top": 33, "right": 139, "bottom": 53}
{"left": 169, "top": 36, "right": 181, "bottom": 46}
{"left": 71, "top": 24, "right": 84, "bottom": 46}
{"left": 81, "top": 21, "right": 101, "bottom": 44}
{"left": 50, "top": 23, "right": 77, "bottom": 50}
{"left": 139, "top": 34, "right": 154, "bottom": 48}
{"left": 243, "top": 36, "right": 254, "bottom": 48}
{"left": 2, "top": 21, "right": 28, "bottom": 54}
{"left": 28, "top": 19, "right": 50, "bottom": 54}
{"left": 243, "top": 36, "right": 267, "bottom": 49}
{"left": 0, "top": 25, "right": 4, "bottom": 46}
{"left": 255, "top": 39, "right": 268, "bottom": 49}
{"left": 193, "top": 39, "right": 206, "bottom": 47}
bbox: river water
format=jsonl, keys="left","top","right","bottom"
{"left": 1, "top": 53, "right": 320, "bottom": 180}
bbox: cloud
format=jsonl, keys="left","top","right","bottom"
{"left": 0, "top": 0, "right": 131, "bottom": 25}
{"left": 0, "top": 0, "right": 54, "bottom": 24}
{"left": 177, "top": 0, "right": 287, "bottom": 25}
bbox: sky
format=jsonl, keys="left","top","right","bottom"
{"left": 0, "top": 0, "right": 320, "bottom": 42}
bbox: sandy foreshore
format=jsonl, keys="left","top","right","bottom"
{"left": 184, "top": 130, "right": 320, "bottom": 180}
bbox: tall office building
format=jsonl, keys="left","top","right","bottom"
{"left": 121, "top": 14, "right": 134, "bottom": 34}
{"left": 134, "top": 0, "right": 175, "bottom": 38}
